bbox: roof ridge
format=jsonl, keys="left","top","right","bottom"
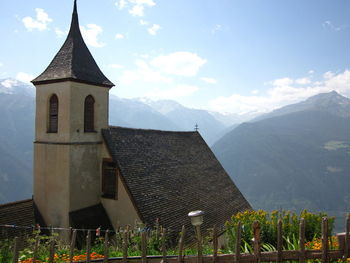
{"left": 107, "top": 125, "right": 199, "bottom": 134}
{"left": 0, "top": 198, "right": 33, "bottom": 208}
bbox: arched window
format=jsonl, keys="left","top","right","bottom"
{"left": 48, "top": 94, "right": 58, "bottom": 133}
{"left": 84, "top": 95, "right": 95, "bottom": 132}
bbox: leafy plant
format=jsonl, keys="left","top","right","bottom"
{"left": 0, "top": 239, "right": 13, "bottom": 263}
{"left": 225, "top": 210, "right": 334, "bottom": 251}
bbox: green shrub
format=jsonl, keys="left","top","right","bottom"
{"left": 225, "top": 210, "right": 334, "bottom": 251}
{"left": 0, "top": 239, "right": 13, "bottom": 263}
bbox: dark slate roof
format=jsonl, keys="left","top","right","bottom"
{"left": 32, "top": 0, "right": 114, "bottom": 88}
{"left": 102, "top": 126, "right": 251, "bottom": 234}
{"left": 0, "top": 199, "right": 45, "bottom": 240}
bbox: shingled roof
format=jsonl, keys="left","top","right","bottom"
{"left": 0, "top": 199, "right": 45, "bottom": 240}
{"left": 32, "top": 0, "right": 114, "bottom": 88}
{"left": 102, "top": 126, "right": 251, "bottom": 234}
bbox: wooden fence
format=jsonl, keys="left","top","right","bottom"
{"left": 8, "top": 215, "right": 350, "bottom": 263}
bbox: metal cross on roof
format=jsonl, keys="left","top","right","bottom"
{"left": 194, "top": 123, "right": 199, "bottom": 131}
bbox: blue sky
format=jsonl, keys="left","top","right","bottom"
{"left": 1, "top": 0, "right": 350, "bottom": 114}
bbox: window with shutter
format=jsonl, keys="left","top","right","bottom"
{"left": 84, "top": 95, "right": 95, "bottom": 132}
{"left": 102, "top": 160, "right": 118, "bottom": 199}
{"left": 48, "top": 94, "right": 58, "bottom": 133}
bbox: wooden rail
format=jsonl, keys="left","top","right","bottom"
{"left": 8, "top": 216, "right": 350, "bottom": 263}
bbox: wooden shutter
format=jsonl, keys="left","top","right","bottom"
{"left": 84, "top": 95, "right": 95, "bottom": 132}
{"left": 48, "top": 94, "right": 58, "bottom": 133}
{"left": 102, "top": 161, "right": 118, "bottom": 199}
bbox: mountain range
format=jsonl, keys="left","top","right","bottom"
{"left": 1, "top": 77, "right": 350, "bottom": 231}
{"left": 212, "top": 91, "right": 350, "bottom": 230}
{"left": 0, "top": 78, "right": 245, "bottom": 203}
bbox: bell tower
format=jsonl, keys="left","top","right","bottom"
{"left": 32, "top": 0, "right": 114, "bottom": 228}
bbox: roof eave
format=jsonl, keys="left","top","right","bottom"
{"left": 31, "top": 77, "right": 115, "bottom": 88}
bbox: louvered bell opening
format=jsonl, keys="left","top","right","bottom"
{"left": 84, "top": 95, "right": 95, "bottom": 132}
{"left": 48, "top": 94, "right": 58, "bottom": 133}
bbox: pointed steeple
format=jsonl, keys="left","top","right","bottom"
{"left": 32, "top": 0, "right": 114, "bottom": 88}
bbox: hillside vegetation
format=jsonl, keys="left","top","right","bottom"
{"left": 213, "top": 91, "right": 350, "bottom": 229}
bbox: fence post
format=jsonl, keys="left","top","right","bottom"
{"left": 196, "top": 224, "right": 203, "bottom": 263}
{"left": 104, "top": 230, "right": 109, "bottom": 263}
{"left": 299, "top": 218, "right": 306, "bottom": 263}
{"left": 235, "top": 222, "right": 242, "bottom": 263}
{"left": 277, "top": 219, "right": 282, "bottom": 263}
{"left": 161, "top": 228, "right": 167, "bottom": 263}
{"left": 48, "top": 238, "right": 55, "bottom": 263}
{"left": 345, "top": 214, "right": 350, "bottom": 260}
{"left": 86, "top": 230, "right": 91, "bottom": 263}
{"left": 70, "top": 229, "right": 77, "bottom": 263}
{"left": 321, "top": 217, "right": 329, "bottom": 263}
{"left": 253, "top": 221, "right": 261, "bottom": 263}
{"left": 33, "top": 234, "right": 40, "bottom": 263}
{"left": 178, "top": 225, "right": 186, "bottom": 263}
{"left": 213, "top": 225, "right": 218, "bottom": 263}
{"left": 122, "top": 226, "right": 129, "bottom": 263}
{"left": 141, "top": 231, "right": 147, "bottom": 263}
{"left": 12, "top": 237, "right": 19, "bottom": 263}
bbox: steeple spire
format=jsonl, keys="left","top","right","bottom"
{"left": 32, "top": 1, "right": 114, "bottom": 88}
{"left": 70, "top": 0, "right": 79, "bottom": 34}
{"left": 73, "top": 0, "right": 77, "bottom": 14}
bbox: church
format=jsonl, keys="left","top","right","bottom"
{"left": 0, "top": 1, "right": 250, "bottom": 239}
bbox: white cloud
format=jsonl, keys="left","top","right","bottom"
{"left": 140, "top": 19, "right": 149, "bottom": 26}
{"left": 147, "top": 24, "right": 161, "bottom": 35}
{"left": 271, "top": 77, "right": 293, "bottom": 87}
{"left": 324, "top": 71, "right": 334, "bottom": 79}
{"left": 55, "top": 27, "right": 67, "bottom": 38}
{"left": 16, "top": 72, "right": 34, "bottom": 83}
{"left": 115, "top": 0, "right": 128, "bottom": 9}
{"left": 295, "top": 77, "right": 311, "bottom": 85}
{"left": 119, "top": 59, "right": 172, "bottom": 85}
{"left": 133, "top": 0, "right": 156, "bottom": 5}
{"left": 129, "top": 5, "right": 145, "bottom": 16}
{"left": 115, "top": 33, "right": 125, "bottom": 39}
{"left": 324, "top": 70, "right": 350, "bottom": 92}
{"left": 138, "top": 54, "right": 150, "bottom": 59}
{"left": 150, "top": 52, "right": 206, "bottom": 77}
{"left": 22, "top": 8, "right": 52, "bottom": 31}
{"left": 322, "top": 20, "right": 347, "bottom": 32}
{"left": 145, "top": 84, "right": 199, "bottom": 99}
{"left": 118, "top": 52, "right": 207, "bottom": 89}
{"left": 209, "top": 70, "right": 350, "bottom": 114}
{"left": 109, "top": 64, "right": 125, "bottom": 69}
{"left": 1, "top": 79, "right": 18, "bottom": 88}
{"left": 80, "top": 24, "right": 105, "bottom": 48}
{"left": 116, "top": 0, "right": 155, "bottom": 16}
{"left": 200, "top": 77, "right": 217, "bottom": 84}
{"left": 212, "top": 24, "right": 223, "bottom": 34}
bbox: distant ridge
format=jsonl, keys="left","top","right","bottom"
{"left": 213, "top": 91, "right": 350, "bottom": 231}
{"left": 253, "top": 91, "right": 350, "bottom": 121}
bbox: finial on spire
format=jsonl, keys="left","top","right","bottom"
{"left": 69, "top": 0, "right": 79, "bottom": 36}
{"left": 73, "top": 0, "right": 77, "bottom": 14}
{"left": 194, "top": 123, "right": 199, "bottom": 132}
